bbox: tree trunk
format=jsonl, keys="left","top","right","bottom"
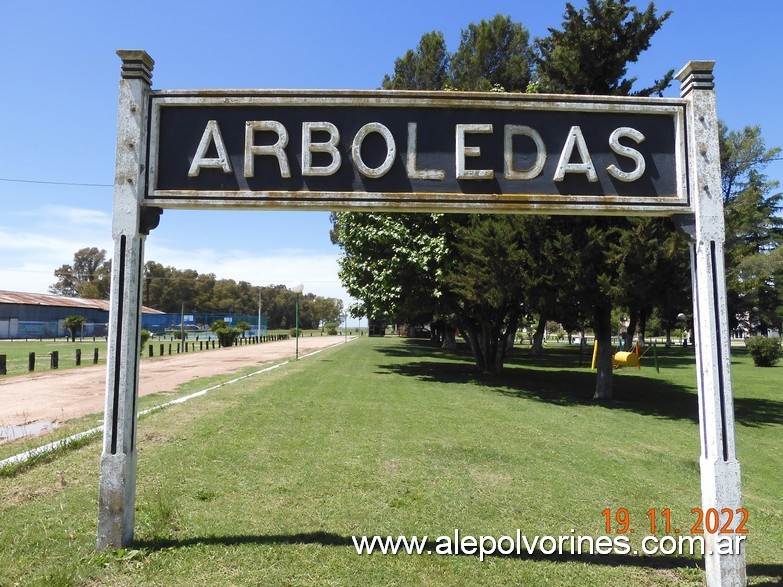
{"left": 637, "top": 307, "right": 650, "bottom": 349}
{"left": 593, "top": 304, "right": 614, "bottom": 400}
{"left": 529, "top": 315, "right": 546, "bottom": 357}
{"left": 460, "top": 324, "right": 486, "bottom": 373}
{"left": 441, "top": 324, "right": 457, "bottom": 350}
{"left": 623, "top": 306, "right": 638, "bottom": 351}
{"left": 460, "top": 313, "right": 518, "bottom": 376}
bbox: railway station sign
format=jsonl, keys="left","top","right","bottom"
{"left": 145, "top": 91, "right": 689, "bottom": 215}
{"left": 102, "top": 52, "right": 745, "bottom": 586}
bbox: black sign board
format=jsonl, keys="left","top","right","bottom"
{"left": 145, "top": 90, "right": 689, "bottom": 215}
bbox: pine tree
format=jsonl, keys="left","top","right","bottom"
{"left": 533, "top": 0, "right": 674, "bottom": 399}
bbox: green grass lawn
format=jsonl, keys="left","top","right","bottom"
{"left": 0, "top": 337, "right": 780, "bottom": 586}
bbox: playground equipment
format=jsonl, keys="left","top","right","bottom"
{"left": 613, "top": 350, "right": 639, "bottom": 368}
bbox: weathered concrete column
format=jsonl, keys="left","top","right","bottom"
{"left": 97, "top": 50, "right": 155, "bottom": 550}
{"left": 677, "top": 61, "right": 746, "bottom": 586}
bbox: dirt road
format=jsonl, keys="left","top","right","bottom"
{"left": 0, "top": 336, "right": 348, "bottom": 442}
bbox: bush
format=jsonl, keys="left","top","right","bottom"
{"left": 140, "top": 329, "right": 151, "bottom": 350}
{"left": 745, "top": 336, "right": 783, "bottom": 367}
{"left": 324, "top": 322, "right": 339, "bottom": 336}
{"left": 210, "top": 320, "right": 241, "bottom": 347}
{"left": 215, "top": 327, "right": 242, "bottom": 348}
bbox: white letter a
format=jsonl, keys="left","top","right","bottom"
{"left": 188, "top": 120, "right": 232, "bottom": 177}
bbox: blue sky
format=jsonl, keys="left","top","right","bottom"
{"left": 2, "top": 0, "right": 782, "bottom": 318}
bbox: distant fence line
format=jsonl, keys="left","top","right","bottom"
{"left": 142, "top": 312, "right": 269, "bottom": 336}
{"left": 0, "top": 313, "right": 269, "bottom": 341}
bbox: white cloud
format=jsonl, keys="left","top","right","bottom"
{"left": 0, "top": 206, "right": 113, "bottom": 293}
{"left": 42, "top": 205, "right": 111, "bottom": 228}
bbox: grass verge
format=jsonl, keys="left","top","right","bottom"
{"left": 0, "top": 337, "right": 780, "bottom": 586}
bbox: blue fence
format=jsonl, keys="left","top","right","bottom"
{"left": 141, "top": 313, "right": 268, "bottom": 336}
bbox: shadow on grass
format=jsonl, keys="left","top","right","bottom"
{"left": 134, "top": 530, "right": 352, "bottom": 550}
{"left": 374, "top": 340, "right": 783, "bottom": 428}
{"left": 132, "top": 531, "right": 782, "bottom": 584}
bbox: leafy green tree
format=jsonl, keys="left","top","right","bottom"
{"left": 50, "top": 247, "right": 111, "bottom": 299}
{"left": 62, "top": 314, "right": 87, "bottom": 342}
{"left": 724, "top": 170, "right": 783, "bottom": 334}
{"left": 331, "top": 212, "right": 446, "bottom": 326}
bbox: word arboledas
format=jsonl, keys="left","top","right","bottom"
{"left": 187, "top": 120, "right": 646, "bottom": 184}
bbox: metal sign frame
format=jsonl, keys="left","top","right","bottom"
{"left": 99, "top": 51, "right": 745, "bottom": 587}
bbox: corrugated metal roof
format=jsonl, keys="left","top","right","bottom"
{"left": 0, "top": 290, "right": 164, "bottom": 314}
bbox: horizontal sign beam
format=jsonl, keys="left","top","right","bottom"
{"left": 145, "top": 90, "right": 690, "bottom": 215}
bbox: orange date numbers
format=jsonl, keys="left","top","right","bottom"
{"left": 601, "top": 507, "right": 749, "bottom": 535}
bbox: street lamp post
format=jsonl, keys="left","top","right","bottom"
{"left": 292, "top": 282, "right": 304, "bottom": 359}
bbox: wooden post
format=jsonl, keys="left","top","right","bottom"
{"left": 677, "top": 61, "right": 746, "bottom": 587}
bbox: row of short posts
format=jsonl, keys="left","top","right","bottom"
{"left": 1, "top": 334, "right": 294, "bottom": 374}
{"left": 145, "top": 334, "right": 289, "bottom": 358}
{"left": 0, "top": 348, "right": 101, "bottom": 374}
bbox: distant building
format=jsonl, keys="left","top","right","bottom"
{"left": 0, "top": 290, "right": 163, "bottom": 339}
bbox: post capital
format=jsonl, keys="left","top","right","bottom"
{"left": 116, "top": 50, "right": 154, "bottom": 86}
{"left": 676, "top": 60, "right": 715, "bottom": 97}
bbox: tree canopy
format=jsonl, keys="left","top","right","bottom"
{"left": 334, "top": 1, "right": 683, "bottom": 383}
{"left": 50, "top": 247, "right": 111, "bottom": 299}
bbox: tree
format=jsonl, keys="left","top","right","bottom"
{"left": 441, "top": 215, "right": 532, "bottom": 373}
{"left": 450, "top": 14, "right": 532, "bottom": 92}
{"left": 236, "top": 321, "right": 252, "bottom": 337}
{"left": 331, "top": 212, "right": 446, "bottom": 326}
{"left": 50, "top": 247, "right": 111, "bottom": 299}
{"left": 533, "top": 0, "right": 673, "bottom": 97}
{"left": 381, "top": 31, "right": 449, "bottom": 91}
{"left": 532, "top": 0, "right": 674, "bottom": 399}
{"left": 719, "top": 124, "right": 783, "bottom": 335}
{"left": 62, "top": 315, "right": 87, "bottom": 342}
{"left": 336, "top": 16, "right": 536, "bottom": 374}
{"left": 720, "top": 123, "right": 781, "bottom": 205}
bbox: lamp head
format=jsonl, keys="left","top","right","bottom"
{"left": 291, "top": 282, "right": 304, "bottom": 294}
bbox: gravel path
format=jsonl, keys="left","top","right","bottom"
{"left": 0, "top": 336, "right": 348, "bottom": 442}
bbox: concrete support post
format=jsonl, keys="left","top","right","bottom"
{"left": 677, "top": 61, "right": 746, "bottom": 586}
{"left": 97, "top": 50, "right": 155, "bottom": 550}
